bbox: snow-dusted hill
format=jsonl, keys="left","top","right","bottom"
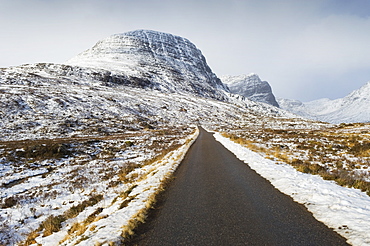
{"left": 0, "top": 62, "right": 301, "bottom": 142}
{"left": 220, "top": 73, "right": 279, "bottom": 107}
{"left": 66, "top": 30, "right": 228, "bottom": 100}
{"left": 278, "top": 81, "right": 370, "bottom": 123}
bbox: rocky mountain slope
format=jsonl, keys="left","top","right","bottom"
{"left": 278, "top": 81, "right": 370, "bottom": 123}
{"left": 220, "top": 73, "right": 279, "bottom": 107}
{"left": 0, "top": 62, "right": 301, "bottom": 142}
{"left": 66, "top": 30, "right": 228, "bottom": 100}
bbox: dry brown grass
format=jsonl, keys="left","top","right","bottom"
{"left": 221, "top": 133, "right": 266, "bottom": 153}
{"left": 60, "top": 207, "right": 104, "bottom": 244}
{"left": 21, "top": 194, "right": 104, "bottom": 245}
{"left": 120, "top": 178, "right": 169, "bottom": 241}
{"left": 20, "top": 230, "right": 40, "bottom": 246}
{"left": 222, "top": 124, "right": 370, "bottom": 196}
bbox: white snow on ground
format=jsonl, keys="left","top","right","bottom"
{"left": 40, "top": 128, "right": 199, "bottom": 246}
{"left": 214, "top": 132, "right": 370, "bottom": 246}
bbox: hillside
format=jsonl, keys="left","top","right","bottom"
{"left": 0, "top": 63, "right": 298, "bottom": 143}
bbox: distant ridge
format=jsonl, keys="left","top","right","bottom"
{"left": 220, "top": 74, "right": 279, "bottom": 107}
{"left": 278, "top": 81, "right": 370, "bottom": 123}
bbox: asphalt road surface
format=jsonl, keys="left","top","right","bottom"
{"left": 127, "top": 127, "right": 349, "bottom": 245}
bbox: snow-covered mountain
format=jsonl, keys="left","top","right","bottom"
{"left": 278, "top": 81, "right": 370, "bottom": 123}
{"left": 0, "top": 30, "right": 302, "bottom": 142}
{"left": 66, "top": 30, "right": 228, "bottom": 100}
{"left": 220, "top": 74, "right": 279, "bottom": 107}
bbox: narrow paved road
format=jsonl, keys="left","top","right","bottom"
{"left": 128, "top": 127, "right": 348, "bottom": 245}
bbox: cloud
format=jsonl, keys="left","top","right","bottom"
{"left": 287, "top": 14, "right": 370, "bottom": 71}
{"left": 268, "top": 13, "right": 370, "bottom": 100}
{"left": 195, "top": 1, "right": 370, "bottom": 101}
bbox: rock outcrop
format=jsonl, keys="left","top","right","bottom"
{"left": 221, "top": 74, "right": 279, "bottom": 107}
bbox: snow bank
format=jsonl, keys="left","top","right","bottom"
{"left": 214, "top": 132, "right": 370, "bottom": 246}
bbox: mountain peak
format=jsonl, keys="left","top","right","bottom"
{"left": 77, "top": 30, "right": 198, "bottom": 61}
{"left": 66, "top": 30, "right": 228, "bottom": 100}
{"left": 220, "top": 74, "right": 279, "bottom": 107}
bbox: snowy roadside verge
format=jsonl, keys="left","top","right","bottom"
{"left": 36, "top": 128, "right": 199, "bottom": 246}
{"left": 214, "top": 132, "right": 370, "bottom": 246}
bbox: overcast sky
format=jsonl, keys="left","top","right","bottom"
{"left": 1, "top": 0, "right": 370, "bottom": 101}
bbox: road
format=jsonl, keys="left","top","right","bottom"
{"left": 127, "top": 127, "right": 348, "bottom": 245}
